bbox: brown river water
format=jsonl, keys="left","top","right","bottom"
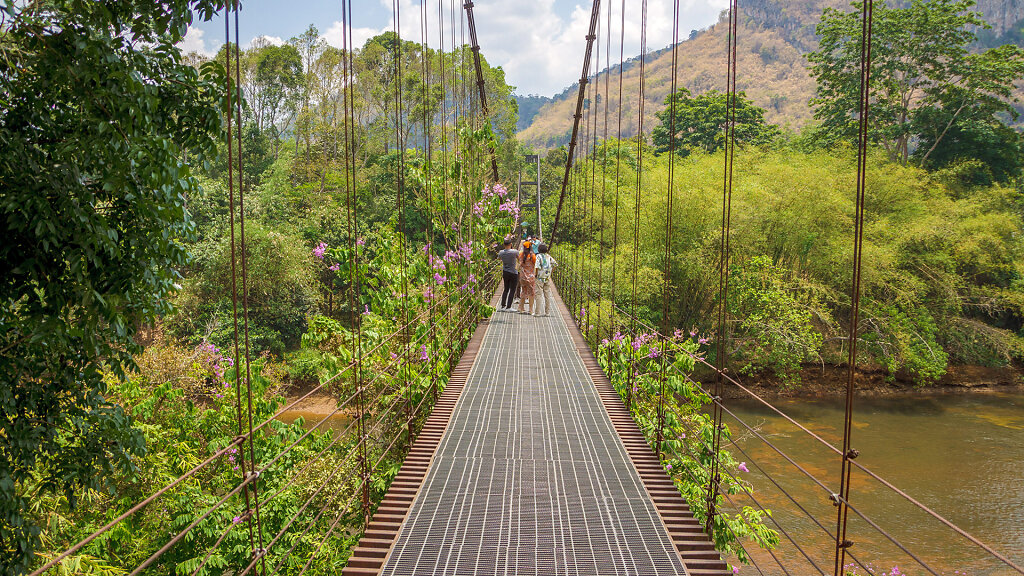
{"left": 722, "top": 391, "right": 1024, "bottom": 576}
{"left": 278, "top": 391, "right": 1024, "bottom": 576}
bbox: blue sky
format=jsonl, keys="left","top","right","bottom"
{"left": 182, "top": 0, "right": 728, "bottom": 96}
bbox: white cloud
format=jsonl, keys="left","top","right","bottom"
{"left": 316, "top": 0, "right": 729, "bottom": 96}
{"left": 247, "top": 35, "right": 285, "bottom": 48}
{"left": 180, "top": 26, "right": 214, "bottom": 57}
{"left": 474, "top": 0, "right": 729, "bottom": 95}
{"left": 323, "top": 20, "right": 381, "bottom": 50}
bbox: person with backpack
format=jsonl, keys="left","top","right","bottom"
{"left": 534, "top": 243, "right": 557, "bottom": 317}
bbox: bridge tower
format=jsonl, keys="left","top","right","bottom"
{"left": 518, "top": 153, "right": 543, "bottom": 239}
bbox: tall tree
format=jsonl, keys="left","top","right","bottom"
{"left": 244, "top": 38, "right": 303, "bottom": 149}
{"left": 651, "top": 88, "right": 780, "bottom": 156}
{"left": 808, "top": 0, "right": 1024, "bottom": 166}
{"left": 0, "top": 1, "right": 227, "bottom": 572}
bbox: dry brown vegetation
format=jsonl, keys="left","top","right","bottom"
{"left": 518, "top": 0, "right": 1024, "bottom": 150}
{"left": 518, "top": 15, "right": 820, "bottom": 150}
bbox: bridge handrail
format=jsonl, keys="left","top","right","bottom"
{"left": 557, "top": 265, "right": 1024, "bottom": 575}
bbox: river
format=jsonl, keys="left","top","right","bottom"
{"left": 722, "top": 390, "right": 1024, "bottom": 576}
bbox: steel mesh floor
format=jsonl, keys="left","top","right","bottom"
{"left": 379, "top": 302, "right": 688, "bottom": 576}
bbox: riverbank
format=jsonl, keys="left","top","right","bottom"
{"left": 282, "top": 363, "right": 1024, "bottom": 413}
{"left": 709, "top": 363, "right": 1024, "bottom": 399}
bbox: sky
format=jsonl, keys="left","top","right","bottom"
{"left": 182, "top": 0, "right": 729, "bottom": 97}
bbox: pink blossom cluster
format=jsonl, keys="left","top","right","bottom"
{"left": 227, "top": 447, "right": 240, "bottom": 471}
{"left": 480, "top": 183, "right": 509, "bottom": 199}
{"left": 199, "top": 342, "right": 234, "bottom": 398}
{"left": 312, "top": 242, "right": 327, "bottom": 259}
{"left": 498, "top": 199, "right": 520, "bottom": 219}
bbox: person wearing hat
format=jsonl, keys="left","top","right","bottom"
{"left": 517, "top": 240, "right": 537, "bottom": 315}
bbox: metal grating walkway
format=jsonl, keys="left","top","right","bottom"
{"left": 378, "top": 297, "right": 689, "bottom": 576}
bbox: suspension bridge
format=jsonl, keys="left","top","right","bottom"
{"left": 22, "top": 0, "right": 1024, "bottom": 576}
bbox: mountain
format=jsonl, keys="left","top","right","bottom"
{"left": 517, "top": 0, "right": 1024, "bottom": 150}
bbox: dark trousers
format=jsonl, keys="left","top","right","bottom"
{"left": 501, "top": 271, "right": 518, "bottom": 308}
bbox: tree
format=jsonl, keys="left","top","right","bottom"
{"left": 808, "top": 0, "right": 1024, "bottom": 167}
{"left": 244, "top": 38, "right": 303, "bottom": 152}
{"left": 0, "top": 1, "right": 227, "bottom": 572}
{"left": 651, "top": 88, "right": 780, "bottom": 155}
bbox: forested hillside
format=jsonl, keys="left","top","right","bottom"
{"left": 518, "top": 0, "right": 1024, "bottom": 149}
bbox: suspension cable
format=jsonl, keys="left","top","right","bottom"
{"left": 708, "top": 0, "right": 740, "bottom": 533}
{"left": 834, "top": 0, "right": 875, "bottom": 571}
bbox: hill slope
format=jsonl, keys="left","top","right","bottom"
{"left": 518, "top": 0, "right": 1024, "bottom": 150}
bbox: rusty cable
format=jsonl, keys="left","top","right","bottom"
{"left": 656, "top": 0, "right": 682, "bottom": 461}
{"left": 221, "top": 7, "right": 258, "bottom": 560}
{"left": 709, "top": 0, "right": 741, "bottom": 532}
{"left": 549, "top": 0, "right": 602, "bottom": 245}
{"left": 833, "top": 0, "right": 874, "bottom": 571}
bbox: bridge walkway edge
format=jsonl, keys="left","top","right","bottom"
{"left": 341, "top": 286, "right": 730, "bottom": 576}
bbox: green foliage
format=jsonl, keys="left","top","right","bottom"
{"left": 561, "top": 144, "right": 1024, "bottom": 384}
{"left": 29, "top": 338, "right": 347, "bottom": 576}
{"left": 597, "top": 333, "right": 780, "bottom": 562}
{"left": 862, "top": 302, "right": 948, "bottom": 381}
{"left": 652, "top": 89, "right": 780, "bottom": 155}
{"left": 0, "top": 1, "right": 228, "bottom": 571}
{"left": 729, "top": 256, "right": 825, "bottom": 385}
{"left": 169, "top": 224, "right": 322, "bottom": 356}
{"left": 808, "top": 0, "right": 1024, "bottom": 167}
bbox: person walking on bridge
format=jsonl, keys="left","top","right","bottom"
{"left": 534, "top": 243, "right": 557, "bottom": 317}
{"left": 517, "top": 241, "right": 537, "bottom": 315}
{"left": 498, "top": 237, "right": 519, "bottom": 311}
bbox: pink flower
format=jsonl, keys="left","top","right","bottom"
{"left": 390, "top": 352, "right": 398, "bottom": 360}
{"left": 363, "top": 304, "right": 370, "bottom": 315}
{"left": 444, "top": 250, "right": 458, "bottom": 262}
{"left": 472, "top": 202, "right": 485, "bottom": 216}
{"left": 494, "top": 183, "right": 508, "bottom": 197}
{"left": 422, "top": 243, "right": 431, "bottom": 255}
{"left": 434, "top": 273, "right": 446, "bottom": 285}
{"left": 233, "top": 515, "right": 242, "bottom": 524}
{"left": 698, "top": 337, "right": 709, "bottom": 345}
{"left": 459, "top": 242, "right": 473, "bottom": 261}
{"left": 733, "top": 567, "right": 739, "bottom": 575}
{"left": 328, "top": 263, "right": 340, "bottom": 271}
{"left": 647, "top": 348, "right": 660, "bottom": 359}
{"left": 420, "top": 345, "right": 429, "bottom": 361}
{"left": 738, "top": 462, "right": 749, "bottom": 473}
{"left": 356, "top": 237, "right": 366, "bottom": 246}
{"left": 312, "top": 242, "right": 327, "bottom": 259}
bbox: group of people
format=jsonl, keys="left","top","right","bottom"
{"left": 497, "top": 235, "right": 557, "bottom": 316}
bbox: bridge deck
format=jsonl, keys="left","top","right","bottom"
{"left": 344, "top": 288, "right": 727, "bottom": 576}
